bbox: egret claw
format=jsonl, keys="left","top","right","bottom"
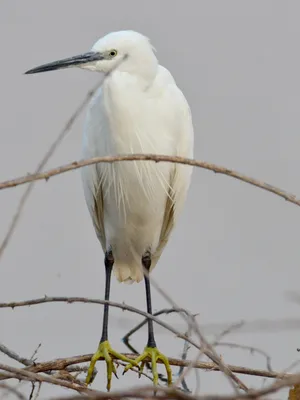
{"left": 124, "top": 346, "right": 172, "bottom": 386}
{"left": 86, "top": 341, "right": 137, "bottom": 391}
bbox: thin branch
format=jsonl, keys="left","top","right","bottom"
{"left": 122, "top": 306, "right": 189, "bottom": 385}
{"left": 1, "top": 352, "right": 299, "bottom": 400}
{"left": 0, "top": 364, "right": 98, "bottom": 396}
{"left": 216, "top": 342, "right": 273, "bottom": 372}
{"left": 147, "top": 274, "right": 248, "bottom": 393}
{"left": 0, "top": 56, "right": 129, "bottom": 260}
{"left": 0, "top": 295, "right": 246, "bottom": 391}
{"left": 122, "top": 308, "right": 189, "bottom": 348}
{"left": 35, "top": 376, "right": 300, "bottom": 400}
{"left": 176, "top": 326, "right": 193, "bottom": 393}
{"left": 0, "top": 352, "right": 293, "bottom": 381}
{"left": 31, "top": 382, "right": 41, "bottom": 400}
{"left": 29, "top": 343, "right": 42, "bottom": 363}
{"left": 0, "top": 343, "right": 34, "bottom": 367}
{"left": 0, "top": 154, "right": 299, "bottom": 208}
{"left": 0, "top": 341, "right": 98, "bottom": 381}
{"left": 0, "top": 81, "right": 102, "bottom": 259}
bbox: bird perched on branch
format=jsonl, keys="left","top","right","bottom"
{"left": 25, "top": 30, "right": 194, "bottom": 391}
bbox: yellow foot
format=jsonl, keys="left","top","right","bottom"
{"left": 124, "top": 346, "right": 172, "bottom": 386}
{"left": 86, "top": 340, "right": 138, "bottom": 391}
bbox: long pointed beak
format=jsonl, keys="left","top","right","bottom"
{"left": 25, "top": 51, "right": 104, "bottom": 74}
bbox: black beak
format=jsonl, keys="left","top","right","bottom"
{"left": 25, "top": 51, "right": 104, "bottom": 74}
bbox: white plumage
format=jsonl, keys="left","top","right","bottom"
{"left": 24, "top": 29, "right": 195, "bottom": 388}
{"left": 80, "top": 31, "right": 194, "bottom": 283}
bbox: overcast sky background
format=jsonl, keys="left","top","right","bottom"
{"left": 1, "top": 1, "right": 300, "bottom": 398}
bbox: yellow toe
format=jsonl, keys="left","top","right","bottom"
{"left": 124, "top": 346, "right": 172, "bottom": 386}
{"left": 86, "top": 341, "right": 137, "bottom": 391}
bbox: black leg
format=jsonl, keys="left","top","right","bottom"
{"left": 142, "top": 252, "right": 156, "bottom": 348}
{"left": 100, "top": 250, "right": 114, "bottom": 343}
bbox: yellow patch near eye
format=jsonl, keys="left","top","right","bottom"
{"left": 109, "top": 50, "right": 117, "bottom": 57}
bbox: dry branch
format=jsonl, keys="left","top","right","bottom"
{"left": 0, "top": 353, "right": 287, "bottom": 381}
{"left": 0, "top": 154, "right": 299, "bottom": 209}
{"left": 0, "top": 363, "right": 98, "bottom": 395}
{"left": 1, "top": 352, "right": 299, "bottom": 400}
{"left": 0, "top": 56, "right": 129, "bottom": 260}
{"left": 0, "top": 295, "right": 253, "bottom": 393}
{"left": 15, "top": 378, "right": 300, "bottom": 400}
{"left": 0, "top": 297, "right": 294, "bottom": 384}
{"left": 0, "top": 81, "right": 102, "bottom": 259}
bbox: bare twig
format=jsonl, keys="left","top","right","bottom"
{"left": 38, "top": 376, "right": 300, "bottom": 400}
{"left": 0, "top": 296, "right": 295, "bottom": 392}
{"left": 0, "top": 363, "right": 98, "bottom": 396}
{"left": 0, "top": 154, "right": 300, "bottom": 209}
{"left": 1, "top": 350, "right": 299, "bottom": 400}
{"left": 212, "top": 322, "right": 245, "bottom": 345}
{"left": 216, "top": 342, "right": 273, "bottom": 372}
{"left": 176, "top": 326, "right": 193, "bottom": 393}
{"left": 0, "top": 295, "right": 248, "bottom": 392}
{"left": 30, "top": 343, "right": 42, "bottom": 363}
{"left": 32, "top": 382, "right": 41, "bottom": 400}
{"left": 0, "top": 295, "right": 246, "bottom": 391}
{"left": 147, "top": 274, "right": 248, "bottom": 393}
{"left": 122, "top": 307, "right": 189, "bottom": 386}
{"left": 0, "top": 352, "right": 293, "bottom": 382}
{"left": 0, "top": 343, "right": 34, "bottom": 367}
{"left": 0, "top": 341, "right": 98, "bottom": 382}
{"left": 122, "top": 307, "right": 189, "bottom": 349}
{"left": 0, "top": 56, "right": 130, "bottom": 260}
{"left": 0, "top": 81, "right": 102, "bottom": 259}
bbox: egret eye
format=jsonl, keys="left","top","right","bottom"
{"left": 109, "top": 49, "right": 118, "bottom": 58}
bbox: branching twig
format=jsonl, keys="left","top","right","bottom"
{"left": 0, "top": 363, "right": 98, "bottom": 396}
{"left": 33, "top": 377, "right": 300, "bottom": 400}
{"left": 0, "top": 154, "right": 300, "bottom": 209}
{"left": 216, "top": 342, "right": 273, "bottom": 372}
{"left": 0, "top": 343, "right": 34, "bottom": 367}
{"left": 0, "top": 353, "right": 293, "bottom": 381}
{"left": 0, "top": 295, "right": 246, "bottom": 391}
{"left": 122, "top": 308, "right": 189, "bottom": 348}
{"left": 147, "top": 274, "right": 248, "bottom": 393}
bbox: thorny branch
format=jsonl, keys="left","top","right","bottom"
{"left": 0, "top": 295, "right": 252, "bottom": 392}
{"left": 2, "top": 368, "right": 300, "bottom": 400}
{"left": 0, "top": 298, "right": 294, "bottom": 381}
{"left": 0, "top": 154, "right": 300, "bottom": 209}
{"left": 1, "top": 297, "right": 300, "bottom": 399}
{"left": 0, "top": 349, "right": 289, "bottom": 382}
{"left": 0, "top": 295, "right": 244, "bottom": 388}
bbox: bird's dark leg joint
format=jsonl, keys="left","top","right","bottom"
{"left": 147, "top": 332, "right": 157, "bottom": 348}
{"left": 142, "top": 251, "right": 151, "bottom": 272}
{"left": 105, "top": 249, "right": 114, "bottom": 270}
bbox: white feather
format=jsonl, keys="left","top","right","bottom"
{"left": 81, "top": 31, "right": 194, "bottom": 283}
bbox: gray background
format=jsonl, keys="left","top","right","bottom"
{"left": 1, "top": 1, "right": 300, "bottom": 397}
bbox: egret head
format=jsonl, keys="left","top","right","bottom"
{"left": 25, "top": 30, "right": 158, "bottom": 79}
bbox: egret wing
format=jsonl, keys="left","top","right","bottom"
{"left": 152, "top": 89, "right": 194, "bottom": 267}
{"left": 81, "top": 88, "right": 107, "bottom": 252}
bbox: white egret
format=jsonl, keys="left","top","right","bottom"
{"left": 25, "top": 30, "right": 194, "bottom": 390}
